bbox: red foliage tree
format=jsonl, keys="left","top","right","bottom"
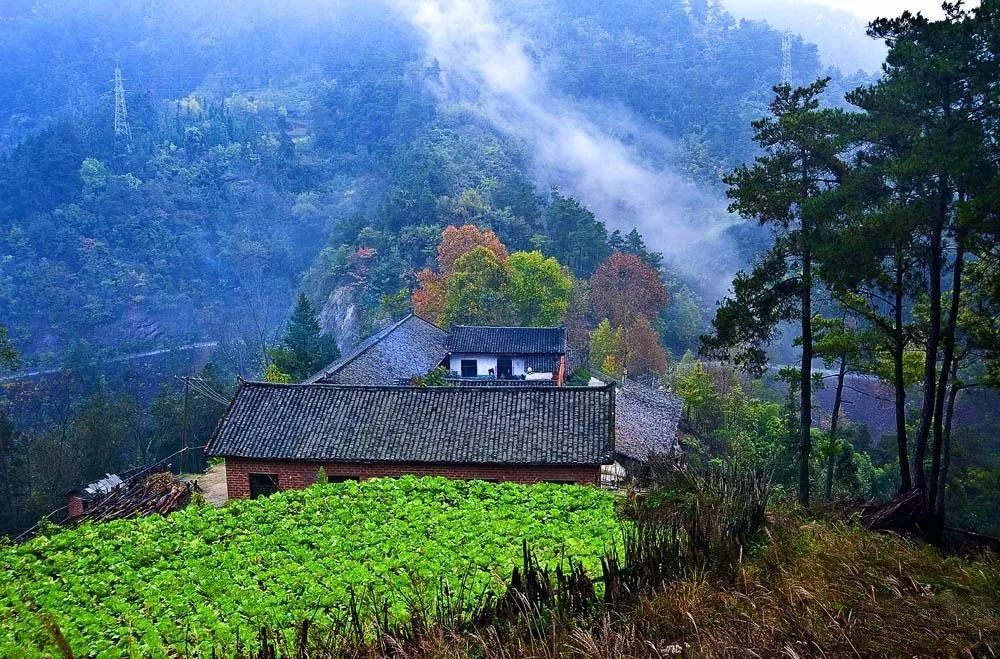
{"left": 589, "top": 252, "right": 669, "bottom": 326}
{"left": 622, "top": 315, "right": 668, "bottom": 375}
{"left": 589, "top": 252, "right": 670, "bottom": 376}
{"left": 412, "top": 269, "right": 446, "bottom": 322}
{"left": 437, "top": 225, "right": 508, "bottom": 274}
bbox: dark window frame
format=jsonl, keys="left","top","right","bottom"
{"left": 248, "top": 473, "right": 279, "bottom": 499}
{"left": 460, "top": 359, "right": 478, "bottom": 378}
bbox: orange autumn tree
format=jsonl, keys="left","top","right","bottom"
{"left": 413, "top": 225, "right": 509, "bottom": 324}
{"left": 589, "top": 252, "right": 670, "bottom": 376}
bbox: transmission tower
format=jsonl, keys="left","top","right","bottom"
{"left": 780, "top": 30, "right": 792, "bottom": 85}
{"left": 113, "top": 61, "right": 133, "bottom": 153}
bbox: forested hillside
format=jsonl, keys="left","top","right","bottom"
{"left": 1, "top": 0, "right": 832, "bottom": 364}
{"left": 1, "top": 0, "right": 998, "bottom": 545}
{"left": 0, "top": 3, "right": 999, "bottom": 654}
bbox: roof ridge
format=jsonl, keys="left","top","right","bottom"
{"left": 411, "top": 310, "right": 447, "bottom": 331}
{"left": 208, "top": 378, "right": 615, "bottom": 464}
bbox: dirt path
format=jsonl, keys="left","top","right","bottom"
{"left": 190, "top": 463, "right": 228, "bottom": 506}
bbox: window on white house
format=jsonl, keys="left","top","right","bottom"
{"left": 460, "top": 359, "right": 478, "bottom": 377}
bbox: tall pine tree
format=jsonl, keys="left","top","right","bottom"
{"left": 703, "top": 80, "right": 852, "bottom": 506}
{"left": 269, "top": 294, "right": 341, "bottom": 381}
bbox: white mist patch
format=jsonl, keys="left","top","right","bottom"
{"left": 392, "top": 0, "right": 727, "bottom": 262}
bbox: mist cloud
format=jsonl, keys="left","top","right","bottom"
{"left": 391, "top": 0, "right": 729, "bottom": 268}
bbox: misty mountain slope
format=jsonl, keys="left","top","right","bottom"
{"left": 0, "top": 0, "right": 843, "bottom": 362}
{"left": 722, "top": 0, "right": 887, "bottom": 73}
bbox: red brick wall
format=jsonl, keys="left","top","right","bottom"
{"left": 224, "top": 458, "right": 600, "bottom": 499}
{"left": 67, "top": 494, "right": 85, "bottom": 518}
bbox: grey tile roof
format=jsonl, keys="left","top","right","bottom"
{"left": 525, "top": 355, "right": 560, "bottom": 373}
{"left": 613, "top": 380, "right": 683, "bottom": 461}
{"left": 305, "top": 313, "right": 447, "bottom": 385}
{"left": 207, "top": 382, "right": 615, "bottom": 466}
{"left": 447, "top": 326, "right": 566, "bottom": 355}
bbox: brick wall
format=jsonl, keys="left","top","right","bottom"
{"left": 66, "top": 494, "right": 85, "bottom": 518}
{"left": 224, "top": 458, "right": 601, "bottom": 499}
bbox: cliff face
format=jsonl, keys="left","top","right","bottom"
{"left": 318, "top": 283, "right": 362, "bottom": 353}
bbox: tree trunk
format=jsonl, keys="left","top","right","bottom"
{"left": 892, "top": 255, "right": 912, "bottom": 492}
{"left": 929, "top": 236, "right": 964, "bottom": 516}
{"left": 825, "top": 355, "right": 847, "bottom": 501}
{"left": 0, "top": 407, "right": 14, "bottom": 534}
{"left": 913, "top": 177, "right": 948, "bottom": 492}
{"left": 935, "top": 374, "right": 961, "bottom": 527}
{"left": 799, "top": 249, "right": 813, "bottom": 507}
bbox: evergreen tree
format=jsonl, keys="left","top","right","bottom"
{"left": 857, "top": 6, "right": 997, "bottom": 521}
{"left": 0, "top": 402, "right": 16, "bottom": 533}
{"left": 543, "top": 193, "right": 610, "bottom": 278}
{"left": 703, "top": 80, "right": 852, "bottom": 507}
{"left": 270, "top": 294, "right": 341, "bottom": 382}
{"left": 0, "top": 326, "right": 16, "bottom": 370}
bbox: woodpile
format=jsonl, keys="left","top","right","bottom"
{"left": 860, "top": 487, "right": 926, "bottom": 533}
{"left": 65, "top": 471, "right": 198, "bottom": 526}
{"left": 855, "top": 490, "right": 1000, "bottom": 554}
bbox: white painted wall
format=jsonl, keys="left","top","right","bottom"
{"left": 449, "top": 353, "right": 531, "bottom": 377}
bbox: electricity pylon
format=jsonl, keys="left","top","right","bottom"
{"left": 113, "top": 61, "right": 133, "bottom": 153}
{"left": 780, "top": 30, "right": 792, "bottom": 86}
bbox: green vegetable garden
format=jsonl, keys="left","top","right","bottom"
{"left": 0, "top": 477, "right": 618, "bottom": 656}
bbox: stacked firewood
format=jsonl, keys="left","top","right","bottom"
{"left": 860, "top": 487, "right": 925, "bottom": 533}
{"left": 66, "top": 470, "right": 198, "bottom": 526}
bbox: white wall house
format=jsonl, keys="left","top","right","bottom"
{"left": 444, "top": 326, "right": 566, "bottom": 383}
{"left": 448, "top": 353, "right": 530, "bottom": 378}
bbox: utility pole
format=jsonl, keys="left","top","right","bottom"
{"left": 180, "top": 377, "right": 189, "bottom": 474}
{"left": 780, "top": 30, "right": 792, "bottom": 86}
{"left": 113, "top": 60, "right": 133, "bottom": 153}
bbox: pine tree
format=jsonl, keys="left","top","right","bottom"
{"left": 703, "top": 80, "right": 852, "bottom": 507}
{"left": 269, "top": 293, "right": 340, "bottom": 382}
{"left": 0, "top": 325, "right": 16, "bottom": 371}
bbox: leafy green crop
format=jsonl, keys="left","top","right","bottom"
{"left": 0, "top": 477, "right": 617, "bottom": 656}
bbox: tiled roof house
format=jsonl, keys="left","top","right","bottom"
{"left": 207, "top": 314, "right": 679, "bottom": 499}
{"left": 208, "top": 381, "right": 616, "bottom": 498}
{"left": 614, "top": 379, "right": 683, "bottom": 463}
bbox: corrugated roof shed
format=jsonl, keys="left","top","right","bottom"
{"left": 305, "top": 313, "right": 447, "bottom": 385}
{"left": 446, "top": 326, "right": 566, "bottom": 355}
{"left": 207, "top": 382, "right": 615, "bottom": 466}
